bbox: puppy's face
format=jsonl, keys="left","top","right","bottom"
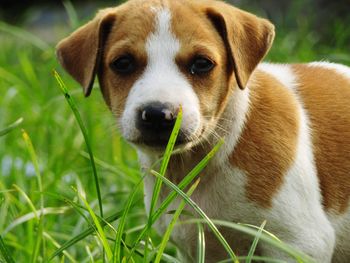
{"left": 102, "top": 3, "right": 230, "bottom": 149}
{"left": 57, "top": 0, "right": 274, "bottom": 151}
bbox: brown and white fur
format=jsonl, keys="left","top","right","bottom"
{"left": 56, "top": 0, "right": 350, "bottom": 262}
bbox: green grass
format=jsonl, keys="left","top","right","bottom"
{"left": 0, "top": 1, "right": 349, "bottom": 262}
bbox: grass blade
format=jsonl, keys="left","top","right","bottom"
{"left": 149, "top": 106, "right": 183, "bottom": 213}
{"left": 63, "top": 1, "right": 79, "bottom": 29}
{"left": 0, "top": 21, "right": 50, "bottom": 51}
{"left": 154, "top": 178, "right": 200, "bottom": 263}
{"left": 150, "top": 170, "right": 237, "bottom": 262}
{"left": 47, "top": 210, "right": 130, "bottom": 261}
{"left": 197, "top": 223, "right": 205, "bottom": 263}
{"left": 53, "top": 70, "right": 103, "bottom": 218}
{"left": 22, "top": 130, "right": 44, "bottom": 212}
{"left": 159, "top": 106, "right": 183, "bottom": 176}
{"left": 183, "top": 219, "right": 313, "bottom": 263}
{"left": 239, "top": 223, "right": 280, "bottom": 241}
{"left": 246, "top": 220, "right": 266, "bottom": 263}
{"left": 144, "top": 106, "right": 183, "bottom": 261}
{"left": 127, "top": 139, "right": 223, "bottom": 261}
{"left": 0, "top": 117, "right": 23, "bottom": 137}
{"left": 3, "top": 207, "right": 70, "bottom": 235}
{"left": 12, "top": 184, "right": 38, "bottom": 220}
{"left": 0, "top": 235, "right": 15, "bottom": 263}
{"left": 76, "top": 189, "right": 112, "bottom": 260}
{"left": 31, "top": 219, "right": 44, "bottom": 263}
{"left": 219, "top": 256, "right": 286, "bottom": 263}
{"left": 43, "top": 232, "right": 77, "bottom": 263}
{"left": 22, "top": 129, "right": 45, "bottom": 263}
{"left": 80, "top": 151, "right": 139, "bottom": 184}
{"left": 113, "top": 179, "right": 144, "bottom": 262}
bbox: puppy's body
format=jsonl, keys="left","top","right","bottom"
{"left": 57, "top": 0, "right": 350, "bottom": 261}
{"left": 141, "top": 62, "right": 350, "bottom": 262}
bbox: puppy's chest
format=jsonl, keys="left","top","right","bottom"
{"left": 142, "top": 161, "right": 266, "bottom": 260}
{"left": 143, "top": 160, "right": 265, "bottom": 232}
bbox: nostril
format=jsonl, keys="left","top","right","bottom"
{"left": 141, "top": 106, "right": 166, "bottom": 123}
{"left": 141, "top": 110, "right": 148, "bottom": 121}
{"left": 163, "top": 109, "right": 174, "bottom": 121}
{"left": 137, "top": 103, "right": 176, "bottom": 131}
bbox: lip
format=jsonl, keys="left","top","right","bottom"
{"left": 131, "top": 132, "right": 188, "bottom": 150}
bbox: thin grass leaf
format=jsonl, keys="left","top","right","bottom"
{"left": 246, "top": 220, "right": 266, "bottom": 263}
{"left": 183, "top": 219, "right": 313, "bottom": 263}
{"left": 18, "top": 51, "right": 40, "bottom": 87}
{"left": 149, "top": 106, "right": 183, "bottom": 213}
{"left": 0, "top": 235, "right": 15, "bottom": 263}
{"left": 0, "top": 117, "right": 23, "bottom": 137}
{"left": 220, "top": 256, "right": 287, "bottom": 263}
{"left": 3, "top": 207, "right": 70, "bottom": 235}
{"left": 197, "top": 223, "right": 205, "bottom": 263}
{"left": 144, "top": 106, "right": 183, "bottom": 261}
{"left": 47, "top": 206, "right": 139, "bottom": 261}
{"left": 0, "top": 21, "right": 50, "bottom": 51}
{"left": 31, "top": 218, "right": 44, "bottom": 263}
{"left": 63, "top": 1, "right": 79, "bottom": 29}
{"left": 53, "top": 70, "right": 103, "bottom": 218}
{"left": 85, "top": 245, "right": 94, "bottom": 262}
{"left": 150, "top": 170, "right": 237, "bottom": 262}
{"left": 22, "top": 130, "right": 45, "bottom": 263}
{"left": 127, "top": 139, "right": 223, "bottom": 261}
{"left": 154, "top": 178, "right": 200, "bottom": 263}
{"left": 22, "top": 130, "right": 43, "bottom": 208}
{"left": 80, "top": 151, "right": 139, "bottom": 184}
{"left": 239, "top": 223, "right": 280, "bottom": 241}
{"left": 12, "top": 184, "right": 38, "bottom": 220}
{"left": 43, "top": 232, "right": 77, "bottom": 263}
{"left": 76, "top": 190, "right": 112, "bottom": 260}
{"left": 159, "top": 106, "right": 183, "bottom": 176}
{"left": 43, "top": 191, "right": 125, "bottom": 234}
{"left": 0, "top": 67, "right": 28, "bottom": 87}
{"left": 159, "top": 253, "right": 182, "bottom": 263}
{"left": 113, "top": 178, "right": 144, "bottom": 263}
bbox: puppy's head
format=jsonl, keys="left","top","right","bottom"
{"left": 56, "top": 0, "right": 274, "bottom": 151}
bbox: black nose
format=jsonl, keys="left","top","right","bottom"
{"left": 136, "top": 102, "right": 177, "bottom": 145}
{"left": 138, "top": 103, "right": 175, "bottom": 131}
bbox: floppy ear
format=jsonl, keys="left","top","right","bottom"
{"left": 56, "top": 9, "right": 116, "bottom": 97}
{"left": 206, "top": 4, "right": 275, "bottom": 89}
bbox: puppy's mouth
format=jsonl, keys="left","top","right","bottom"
{"left": 133, "top": 130, "right": 189, "bottom": 149}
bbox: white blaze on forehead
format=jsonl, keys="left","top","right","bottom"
{"left": 121, "top": 7, "right": 201, "bottom": 142}
{"left": 147, "top": 8, "right": 180, "bottom": 65}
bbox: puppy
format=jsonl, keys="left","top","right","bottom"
{"left": 56, "top": 0, "right": 350, "bottom": 262}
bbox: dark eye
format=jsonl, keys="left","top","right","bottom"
{"left": 110, "top": 55, "right": 136, "bottom": 74}
{"left": 189, "top": 57, "right": 215, "bottom": 75}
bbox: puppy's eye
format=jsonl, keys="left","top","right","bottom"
{"left": 189, "top": 57, "right": 215, "bottom": 75}
{"left": 111, "top": 55, "right": 136, "bottom": 74}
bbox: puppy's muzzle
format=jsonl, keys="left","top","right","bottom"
{"left": 136, "top": 102, "right": 182, "bottom": 147}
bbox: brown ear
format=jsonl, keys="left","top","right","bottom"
{"left": 206, "top": 4, "right": 275, "bottom": 89}
{"left": 56, "top": 9, "right": 116, "bottom": 97}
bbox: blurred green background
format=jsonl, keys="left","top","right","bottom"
{"left": 0, "top": 0, "right": 349, "bottom": 262}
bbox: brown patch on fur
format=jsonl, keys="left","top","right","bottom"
{"left": 56, "top": 9, "right": 116, "bottom": 96}
{"left": 167, "top": 0, "right": 230, "bottom": 121}
{"left": 230, "top": 70, "right": 299, "bottom": 207}
{"left": 293, "top": 64, "right": 350, "bottom": 213}
{"left": 204, "top": 0, "right": 275, "bottom": 90}
{"left": 99, "top": 2, "right": 157, "bottom": 115}
{"left": 168, "top": 0, "right": 275, "bottom": 129}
